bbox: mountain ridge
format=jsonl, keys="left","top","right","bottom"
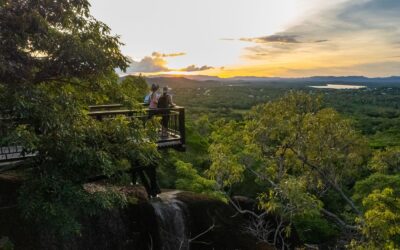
{"left": 145, "top": 74, "right": 400, "bottom": 83}
{"left": 121, "top": 74, "right": 400, "bottom": 88}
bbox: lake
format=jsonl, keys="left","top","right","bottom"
{"left": 309, "top": 84, "right": 366, "bottom": 89}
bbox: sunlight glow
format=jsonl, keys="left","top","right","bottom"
{"left": 90, "top": 0, "right": 400, "bottom": 77}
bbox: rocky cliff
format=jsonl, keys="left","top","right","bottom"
{"left": 0, "top": 176, "right": 277, "bottom": 250}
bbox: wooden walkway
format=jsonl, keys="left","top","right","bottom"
{"left": 0, "top": 146, "right": 36, "bottom": 164}
{"left": 0, "top": 104, "right": 185, "bottom": 170}
{"left": 87, "top": 104, "right": 186, "bottom": 150}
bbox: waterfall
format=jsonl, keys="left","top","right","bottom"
{"left": 151, "top": 191, "right": 189, "bottom": 250}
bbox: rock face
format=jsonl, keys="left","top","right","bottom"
{"left": 0, "top": 178, "right": 273, "bottom": 250}
{"left": 151, "top": 191, "right": 189, "bottom": 250}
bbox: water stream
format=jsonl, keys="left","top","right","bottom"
{"left": 151, "top": 191, "right": 189, "bottom": 250}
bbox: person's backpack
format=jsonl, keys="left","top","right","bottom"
{"left": 144, "top": 93, "right": 151, "bottom": 105}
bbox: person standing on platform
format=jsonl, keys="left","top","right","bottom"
{"left": 145, "top": 84, "right": 160, "bottom": 119}
{"left": 148, "top": 84, "right": 160, "bottom": 109}
{"left": 157, "top": 86, "right": 175, "bottom": 138}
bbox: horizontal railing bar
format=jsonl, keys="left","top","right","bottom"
{"left": 88, "top": 104, "right": 124, "bottom": 109}
{"left": 0, "top": 104, "right": 185, "bottom": 167}
{"left": 88, "top": 106, "right": 184, "bottom": 115}
{"left": 89, "top": 103, "right": 183, "bottom": 110}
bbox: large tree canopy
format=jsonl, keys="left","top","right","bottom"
{"left": 207, "top": 92, "right": 370, "bottom": 242}
{"left": 0, "top": 0, "right": 157, "bottom": 237}
{"left": 0, "top": 0, "right": 128, "bottom": 86}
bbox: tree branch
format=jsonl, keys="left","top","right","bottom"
{"left": 189, "top": 223, "right": 215, "bottom": 243}
{"left": 0, "top": 205, "right": 17, "bottom": 210}
{"left": 321, "top": 208, "right": 358, "bottom": 231}
{"left": 291, "top": 149, "right": 362, "bottom": 216}
{"left": 228, "top": 196, "right": 268, "bottom": 220}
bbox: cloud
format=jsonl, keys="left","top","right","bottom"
{"left": 285, "top": 0, "right": 400, "bottom": 43}
{"left": 283, "top": 61, "right": 400, "bottom": 77}
{"left": 151, "top": 51, "right": 186, "bottom": 58}
{"left": 239, "top": 35, "right": 330, "bottom": 44}
{"left": 242, "top": 43, "right": 302, "bottom": 60}
{"left": 240, "top": 35, "right": 301, "bottom": 44}
{"left": 124, "top": 56, "right": 170, "bottom": 73}
{"left": 122, "top": 54, "right": 215, "bottom": 74}
{"left": 314, "top": 40, "right": 329, "bottom": 43}
{"left": 180, "top": 65, "right": 214, "bottom": 72}
{"left": 240, "top": 0, "right": 400, "bottom": 73}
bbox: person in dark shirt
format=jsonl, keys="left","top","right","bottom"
{"left": 157, "top": 86, "right": 175, "bottom": 138}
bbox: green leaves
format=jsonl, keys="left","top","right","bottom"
{"left": 352, "top": 173, "right": 400, "bottom": 248}
{"left": 175, "top": 160, "right": 227, "bottom": 202}
{"left": 247, "top": 92, "right": 368, "bottom": 188}
{"left": 351, "top": 187, "right": 400, "bottom": 249}
{"left": 0, "top": 0, "right": 158, "bottom": 239}
{"left": 120, "top": 75, "right": 149, "bottom": 104}
{"left": 353, "top": 174, "right": 400, "bottom": 204}
{"left": 18, "top": 177, "right": 126, "bottom": 238}
{"left": 0, "top": 0, "right": 128, "bottom": 86}
{"left": 258, "top": 177, "right": 322, "bottom": 219}
{"left": 207, "top": 120, "right": 247, "bottom": 188}
{"left": 207, "top": 91, "right": 370, "bottom": 240}
{"left": 369, "top": 147, "right": 400, "bottom": 174}
{"left": 7, "top": 82, "right": 159, "bottom": 237}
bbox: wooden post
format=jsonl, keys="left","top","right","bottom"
{"left": 178, "top": 107, "right": 186, "bottom": 148}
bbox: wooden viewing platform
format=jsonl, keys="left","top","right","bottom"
{"left": 0, "top": 104, "right": 186, "bottom": 170}
{"left": 87, "top": 104, "right": 186, "bottom": 150}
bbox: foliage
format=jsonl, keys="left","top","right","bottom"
{"left": 171, "top": 82, "right": 400, "bottom": 247}
{"left": 173, "top": 84, "right": 400, "bottom": 147}
{"left": 207, "top": 120, "right": 248, "bottom": 188}
{"left": 245, "top": 92, "right": 369, "bottom": 190}
{"left": 294, "top": 215, "right": 339, "bottom": 244}
{"left": 361, "top": 188, "right": 400, "bottom": 248}
{"left": 351, "top": 188, "right": 400, "bottom": 249}
{"left": 0, "top": 0, "right": 159, "bottom": 238}
{"left": 172, "top": 115, "right": 212, "bottom": 171}
{"left": 351, "top": 173, "right": 400, "bottom": 248}
{"left": 206, "top": 92, "right": 369, "bottom": 243}
{"left": 1, "top": 83, "right": 159, "bottom": 237}
{"left": 369, "top": 147, "right": 400, "bottom": 174}
{"left": 2, "top": 0, "right": 400, "bottom": 246}
{"left": 0, "top": 236, "right": 14, "bottom": 250}
{"left": 258, "top": 177, "right": 322, "bottom": 220}
{"left": 169, "top": 84, "right": 400, "bottom": 247}
{"left": 175, "top": 160, "right": 226, "bottom": 202}
{"left": 154, "top": 115, "right": 214, "bottom": 190}
{"left": 353, "top": 173, "right": 400, "bottom": 204}
{"left": 0, "top": 0, "right": 128, "bottom": 86}
{"left": 18, "top": 177, "right": 126, "bottom": 237}
{"left": 120, "top": 75, "right": 149, "bottom": 103}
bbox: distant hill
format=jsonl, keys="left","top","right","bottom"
{"left": 121, "top": 74, "right": 400, "bottom": 88}
{"left": 231, "top": 76, "right": 400, "bottom": 87}
{"left": 145, "top": 77, "right": 224, "bottom": 89}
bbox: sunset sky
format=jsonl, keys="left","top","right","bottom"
{"left": 90, "top": 0, "right": 400, "bottom": 78}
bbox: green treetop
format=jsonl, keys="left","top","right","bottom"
{"left": 0, "top": 0, "right": 128, "bottom": 86}
{"left": 0, "top": 0, "right": 158, "bottom": 237}
{"left": 208, "top": 92, "right": 370, "bottom": 234}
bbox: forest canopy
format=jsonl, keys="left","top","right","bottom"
{"left": 0, "top": 0, "right": 157, "bottom": 237}
{"left": 1, "top": 0, "right": 400, "bottom": 249}
{"left": 166, "top": 88, "right": 400, "bottom": 248}
{"left": 182, "top": 92, "right": 400, "bottom": 249}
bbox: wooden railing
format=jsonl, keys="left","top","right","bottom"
{"left": 88, "top": 104, "right": 186, "bottom": 150}
{"left": 0, "top": 118, "right": 35, "bottom": 166}
{"left": 0, "top": 104, "right": 186, "bottom": 168}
